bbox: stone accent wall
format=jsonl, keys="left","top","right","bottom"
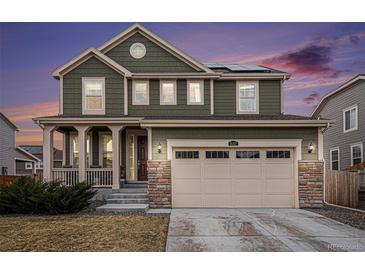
{"left": 298, "top": 160, "right": 324, "bottom": 208}
{"left": 147, "top": 160, "right": 171, "bottom": 208}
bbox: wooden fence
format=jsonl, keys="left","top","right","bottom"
{"left": 0, "top": 175, "right": 23, "bottom": 186}
{"left": 325, "top": 170, "right": 359, "bottom": 208}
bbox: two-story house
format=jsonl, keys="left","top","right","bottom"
{"left": 312, "top": 75, "right": 365, "bottom": 171}
{"left": 34, "top": 23, "right": 332, "bottom": 209}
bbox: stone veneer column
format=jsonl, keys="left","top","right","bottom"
{"left": 298, "top": 160, "right": 324, "bottom": 208}
{"left": 147, "top": 160, "right": 171, "bottom": 208}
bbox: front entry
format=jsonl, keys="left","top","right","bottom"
{"left": 137, "top": 136, "right": 148, "bottom": 181}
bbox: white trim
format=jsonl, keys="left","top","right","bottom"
{"left": 210, "top": 79, "right": 214, "bottom": 115}
{"left": 330, "top": 147, "right": 340, "bottom": 170}
{"left": 62, "top": 133, "right": 66, "bottom": 166}
{"left": 312, "top": 75, "right": 365, "bottom": 117}
{"left": 318, "top": 128, "right": 324, "bottom": 161}
{"left": 187, "top": 80, "right": 204, "bottom": 105}
{"left": 132, "top": 80, "right": 149, "bottom": 105}
{"left": 129, "top": 42, "right": 146, "bottom": 59}
{"left": 236, "top": 80, "right": 259, "bottom": 114}
{"left": 98, "top": 23, "right": 213, "bottom": 73}
{"left": 82, "top": 77, "right": 106, "bottom": 115}
{"left": 350, "top": 142, "right": 363, "bottom": 166}
{"left": 147, "top": 128, "right": 152, "bottom": 161}
{"left": 25, "top": 162, "right": 33, "bottom": 170}
{"left": 160, "top": 80, "right": 177, "bottom": 105}
{"left": 124, "top": 76, "right": 128, "bottom": 115}
{"left": 219, "top": 73, "right": 290, "bottom": 80}
{"left": 59, "top": 76, "right": 63, "bottom": 115}
{"left": 280, "top": 79, "right": 284, "bottom": 114}
{"left": 343, "top": 104, "right": 358, "bottom": 133}
{"left": 125, "top": 129, "right": 148, "bottom": 181}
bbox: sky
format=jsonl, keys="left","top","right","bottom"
{"left": 1, "top": 22, "right": 365, "bottom": 147}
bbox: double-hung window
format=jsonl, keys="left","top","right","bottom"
{"left": 82, "top": 78, "right": 105, "bottom": 115}
{"left": 132, "top": 80, "right": 149, "bottom": 105}
{"left": 343, "top": 105, "right": 358, "bottom": 133}
{"left": 351, "top": 143, "right": 363, "bottom": 166}
{"left": 330, "top": 148, "right": 340, "bottom": 170}
{"left": 187, "top": 80, "right": 204, "bottom": 105}
{"left": 160, "top": 80, "right": 177, "bottom": 105}
{"left": 237, "top": 81, "right": 259, "bottom": 114}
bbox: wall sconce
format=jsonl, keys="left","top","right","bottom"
{"left": 308, "top": 142, "right": 314, "bottom": 154}
{"left": 157, "top": 142, "right": 162, "bottom": 154}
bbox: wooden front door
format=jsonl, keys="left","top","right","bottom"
{"left": 137, "top": 136, "right": 148, "bottom": 181}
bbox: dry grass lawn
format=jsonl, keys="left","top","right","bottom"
{"left": 0, "top": 215, "right": 169, "bottom": 251}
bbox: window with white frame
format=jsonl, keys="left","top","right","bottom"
{"left": 25, "top": 162, "right": 33, "bottom": 170}
{"left": 99, "top": 133, "right": 113, "bottom": 168}
{"left": 160, "top": 80, "right": 177, "bottom": 105}
{"left": 343, "top": 105, "right": 358, "bottom": 133}
{"left": 330, "top": 148, "right": 340, "bottom": 170}
{"left": 132, "top": 81, "right": 149, "bottom": 105}
{"left": 82, "top": 78, "right": 105, "bottom": 114}
{"left": 187, "top": 80, "right": 204, "bottom": 105}
{"left": 237, "top": 81, "right": 259, "bottom": 113}
{"left": 351, "top": 143, "right": 363, "bottom": 166}
{"left": 36, "top": 161, "right": 43, "bottom": 170}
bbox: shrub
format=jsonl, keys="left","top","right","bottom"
{"left": 0, "top": 177, "right": 96, "bottom": 214}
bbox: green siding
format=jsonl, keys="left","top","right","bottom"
{"left": 128, "top": 79, "right": 210, "bottom": 116}
{"left": 151, "top": 127, "right": 318, "bottom": 161}
{"left": 63, "top": 57, "right": 124, "bottom": 116}
{"left": 105, "top": 32, "right": 199, "bottom": 73}
{"left": 214, "top": 80, "right": 282, "bottom": 115}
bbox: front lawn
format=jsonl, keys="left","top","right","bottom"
{"left": 0, "top": 215, "right": 169, "bottom": 251}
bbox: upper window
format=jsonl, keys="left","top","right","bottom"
{"left": 187, "top": 80, "right": 204, "bottom": 105}
{"left": 330, "top": 148, "right": 340, "bottom": 170}
{"left": 132, "top": 81, "right": 149, "bottom": 105}
{"left": 130, "top": 43, "right": 146, "bottom": 59}
{"left": 351, "top": 143, "right": 363, "bottom": 166}
{"left": 237, "top": 81, "right": 259, "bottom": 114}
{"left": 343, "top": 105, "right": 358, "bottom": 133}
{"left": 82, "top": 78, "right": 105, "bottom": 115}
{"left": 160, "top": 81, "right": 177, "bottom": 105}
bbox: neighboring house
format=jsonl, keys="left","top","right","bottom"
{"left": 0, "top": 112, "right": 39, "bottom": 175}
{"left": 19, "top": 145, "right": 63, "bottom": 175}
{"left": 33, "top": 23, "right": 332, "bottom": 209}
{"left": 312, "top": 75, "right": 365, "bottom": 171}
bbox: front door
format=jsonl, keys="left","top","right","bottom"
{"left": 137, "top": 136, "right": 148, "bottom": 181}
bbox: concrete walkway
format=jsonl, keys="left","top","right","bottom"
{"left": 166, "top": 209, "right": 365, "bottom": 251}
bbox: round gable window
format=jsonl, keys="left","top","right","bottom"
{"left": 130, "top": 43, "right": 146, "bottom": 59}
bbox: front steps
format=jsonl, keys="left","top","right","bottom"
{"left": 96, "top": 186, "right": 149, "bottom": 213}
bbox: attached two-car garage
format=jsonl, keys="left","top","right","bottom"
{"left": 171, "top": 145, "right": 296, "bottom": 208}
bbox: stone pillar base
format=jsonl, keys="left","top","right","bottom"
{"left": 147, "top": 160, "right": 172, "bottom": 208}
{"left": 298, "top": 160, "right": 324, "bottom": 208}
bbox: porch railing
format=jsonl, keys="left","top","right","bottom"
{"left": 86, "top": 168, "right": 113, "bottom": 187}
{"left": 52, "top": 168, "right": 79, "bottom": 186}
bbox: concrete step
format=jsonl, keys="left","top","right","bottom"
{"left": 96, "top": 203, "right": 149, "bottom": 213}
{"left": 106, "top": 198, "right": 148, "bottom": 204}
{"left": 123, "top": 183, "right": 148, "bottom": 188}
{"left": 109, "top": 193, "right": 148, "bottom": 199}
{"left": 117, "top": 188, "right": 147, "bottom": 193}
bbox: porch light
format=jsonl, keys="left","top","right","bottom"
{"left": 157, "top": 143, "right": 162, "bottom": 154}
{"left": 308, "top": 142, "right": 315, "bottom": 154}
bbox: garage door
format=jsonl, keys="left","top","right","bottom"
{"left": 172, "top": 148, "right": 295, "bottom": 208}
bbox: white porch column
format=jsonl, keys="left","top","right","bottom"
{"left": 75, "top": 125, "right": 89, "bottom": 182}
{"left": 108, "top": 125, "right": 124, "bottom": 189}
{"left": 43, "top": 125, "right": 55, "bottom": 181}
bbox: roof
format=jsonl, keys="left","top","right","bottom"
{"left": 312, "top": 74, "right": 365, "bottom": 117}
{"left": 20, "top": 145, "right": 63, "bottom": 161}
{"left": 16, "top": 147, "right": 41, "bottom": 162}
{"left": 0, "top": 112, "right": 18, "bottom": 130}
{"left": 142, "top": 114, "right": 319, "bottom": 120}
{"left": 204, "top": 63, "right": 288, "bottom": 74}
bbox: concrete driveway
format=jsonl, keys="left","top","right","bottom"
{"left": 166, "top": 209, "right": 365, "bottom": 251}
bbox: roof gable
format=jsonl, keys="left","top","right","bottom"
{"left": 0, "top": 112, "right": 18, "bottom": 131}
{"left": 98, "top": 23, "right": 213, "bottom": 73}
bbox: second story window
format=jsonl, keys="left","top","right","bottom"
{"left": 343, "top": 105, "right": 358, "bottom": 133}
{"left": 187, "top": 80, "right": 204, "bottom": 105}
{"left": 160, "top": 80, "right": 177, "bottom": 105}
{"left": 132, "top": 80, "right": 149, "bottom": 105}
{"left": 82, "top": 78, "right": 105, "bottom": 115}
{"left": 237, "top": 81, "right": 259, "bottom": 114}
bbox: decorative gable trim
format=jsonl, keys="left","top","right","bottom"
{"left": 52, "top": 48, "right": 132, "bottom": 79}
{"left": 97, "top": 23, "right": 214, "bottom": 73}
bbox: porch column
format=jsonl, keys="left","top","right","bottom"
{"left": 108, "top": 125, "right": 124, "bottom": 189}
{"left": 43, "top": 125, "right": 55, "bottom": 181}
{"left": 75, "top": 125, "right": 89, "bottom": 182}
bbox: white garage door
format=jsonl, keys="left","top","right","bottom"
{"left": 172, "top": 148, "right": 295, "bottom": 208}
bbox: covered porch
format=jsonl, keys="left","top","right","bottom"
{"left": 38, "top": 118, "right": 150, "bottom": 189}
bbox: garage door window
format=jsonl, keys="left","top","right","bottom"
{"left": 236, "top": 151, "right": 260, "bottom": 159}
{"left": 266, "top": 150, "right": 290, "bottom": 159}
{"left": 206, "top": 151, "right": 229, "bottom": 159}
{"left": 175, "top": 151, "right": 199, "bottom": 159}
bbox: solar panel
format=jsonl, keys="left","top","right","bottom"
{"left": 204, "top": 63, "right": 271, "bottom": 72}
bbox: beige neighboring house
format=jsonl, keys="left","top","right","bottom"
{"left": 0, "top": 112, "right": 39, "bottom": 175}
